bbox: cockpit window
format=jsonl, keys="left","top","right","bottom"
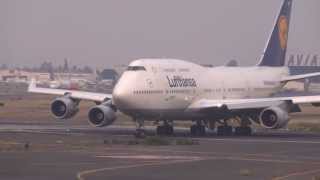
{"left": 126, "top": 66, "right": 146, "bottom": 71}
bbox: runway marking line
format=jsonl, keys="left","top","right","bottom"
{"left": 208, "top": 156, "right": 320, "bottom": 165}
{"left": 76, "top": 159, "right": 203, "bottom": 180}
{"left": 273, "top": 168, "right": 320, "bottom": 179}
{"left": 78, "top": 154, "right": 320, "bottom": 180}
{"left": 32, "top": 162, "right": 97, "bottom": 166}
{"left": 97, "top": 150, "right": 320, "bottom": 166}
{"left": 96, "top": 155, "right": 202, "bottom": 160}
{"left": 103, "top": 147, "right": 277, "bottom": 157}
{"left": 197, "top": 138, "right": 320, "bottom": 144}
{"left": 97, "top": 154, "right": 317, "bottom": 165}
{"left": 101, "top": 147, "right": 320, "bottom": 162}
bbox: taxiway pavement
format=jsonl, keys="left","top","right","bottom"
{"left": 0, "top": 125, "right": 320, "bottom": 180}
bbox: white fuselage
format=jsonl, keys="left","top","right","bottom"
{"left": 112, "top": 59, "right": 289, "bottom": 120}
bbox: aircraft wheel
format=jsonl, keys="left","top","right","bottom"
{"left": 157, "top": 125, "right": 174, "bottom": 136}
{"left": 217, "top": 126, "right": 233, "bottom": 136}
{"left": 199, "top": 125, "right": 206, "bottom": 136}
{"left": 166, "top": 126, "right": 174, "bottom": 136}
{"left": 190, "top": 125, "right": 206, "bottom": 136}
{"left": 190, "top": 125, "right": 197, "bottom": 136}
{"left": 156, "top": 126, "right": 165, "bottom": 136}
{"left": 134, "top": 129, "right": 146, "bottom": 138}
{"left": 244, "top": 127, "right": 252, "bottom": 136}
{"left": 235, "top": 127, "right": 252, "bottom": 136}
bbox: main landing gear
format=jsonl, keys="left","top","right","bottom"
{"left": 188, "top": 119, "right": 252, "bottom": 137}
{"left": 190, "top": 120, "right": 206, "bottom": 136}
{"left": 134, "top": 119, "right": 146, "bottom": 138}
{"left": 216, "top": 125, "right": 252, "bottom": 136}
{"left": 156, "top": 121, "right": 174, "bottom": 136}
{"left": 234, "top": 126, "right": 252, "bottom": 136}
{"left": 217, "top": 125, "right": 233, "bottom": 136}
{"left": 216, "top": 118, "right": 252, "bottom": 136}
{"left": 133, "top": 117, "right": 252, "bottom": 137}
{"left": 234, "top": 117, "right": 252, "bottom": 136}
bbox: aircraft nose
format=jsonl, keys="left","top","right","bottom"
{"left": 112, "top": 86, "right": 129, "bottom": 108}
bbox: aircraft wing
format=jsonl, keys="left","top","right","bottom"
{"left": 28, "top": 79, "right": 112, "bottom": 102}
{"left": 281, "top": 72, "right": 320, "bottom": 83}
{"left": 188, "top": 95, "right": 320, "bottom": 111}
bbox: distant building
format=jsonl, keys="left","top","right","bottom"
{"left": 33, "top": 73, "right": 51, "bottom": 82}
{"left": 53, "top": 72, "right": 95, "bottom": 82}
{"left": 0, "top": 69, "right": 32, "bottom": 82}
{"left": 98, "top": 69, "right": 119, "bottom": 87}
{"left": 99, "top": 69, "right": 119, "bottom": 81}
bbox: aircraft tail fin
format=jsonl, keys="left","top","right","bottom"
{"left": 258, "top": 0, "right": 293, "bottom": 67}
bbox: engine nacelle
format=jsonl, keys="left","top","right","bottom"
{"left": 88, "top": 105, "right": 116, "bottom": 127}
{"left": 259, "top": 106, "right": 289, "bottom": 129}
{"left": 51, "top": 97, "right": 79, "bottom": 119}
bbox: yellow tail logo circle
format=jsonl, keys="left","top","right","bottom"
{"left": 278, "top": 15, "right": 288, "bottom": 50}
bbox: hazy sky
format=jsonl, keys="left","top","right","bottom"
{"left": 0, "top": 0, "right": 319, "bottom": 68}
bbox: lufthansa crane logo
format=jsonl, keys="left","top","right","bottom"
{"left": 278, "top": 15, "right": 288, "bottom": 50}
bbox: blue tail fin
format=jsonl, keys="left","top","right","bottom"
{"left": 258, "top": 0, "right": 293, "bottom": 67}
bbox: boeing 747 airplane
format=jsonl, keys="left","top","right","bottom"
{"left": 29, "top": 0, "right": 320, "bottom": 136}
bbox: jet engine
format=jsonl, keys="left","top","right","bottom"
{"left": 51, "top": 97, "right": 79, "bottom": 119}
{"left": 259, "top": 106, "right": 289, "bottom": 129}
{"left": 88, "top": 104, "right": 116, "bottom": 127}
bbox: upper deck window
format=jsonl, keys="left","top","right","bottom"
{"left": 127, "top": 66, "right": 146, "bottom": 71}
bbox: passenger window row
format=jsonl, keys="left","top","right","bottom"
{"left": 133, "top": 90, "right": 163, "bottom": 94}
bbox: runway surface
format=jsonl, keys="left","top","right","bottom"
{"left": 1, "top": 124, "right": 320, "bottom": 180}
